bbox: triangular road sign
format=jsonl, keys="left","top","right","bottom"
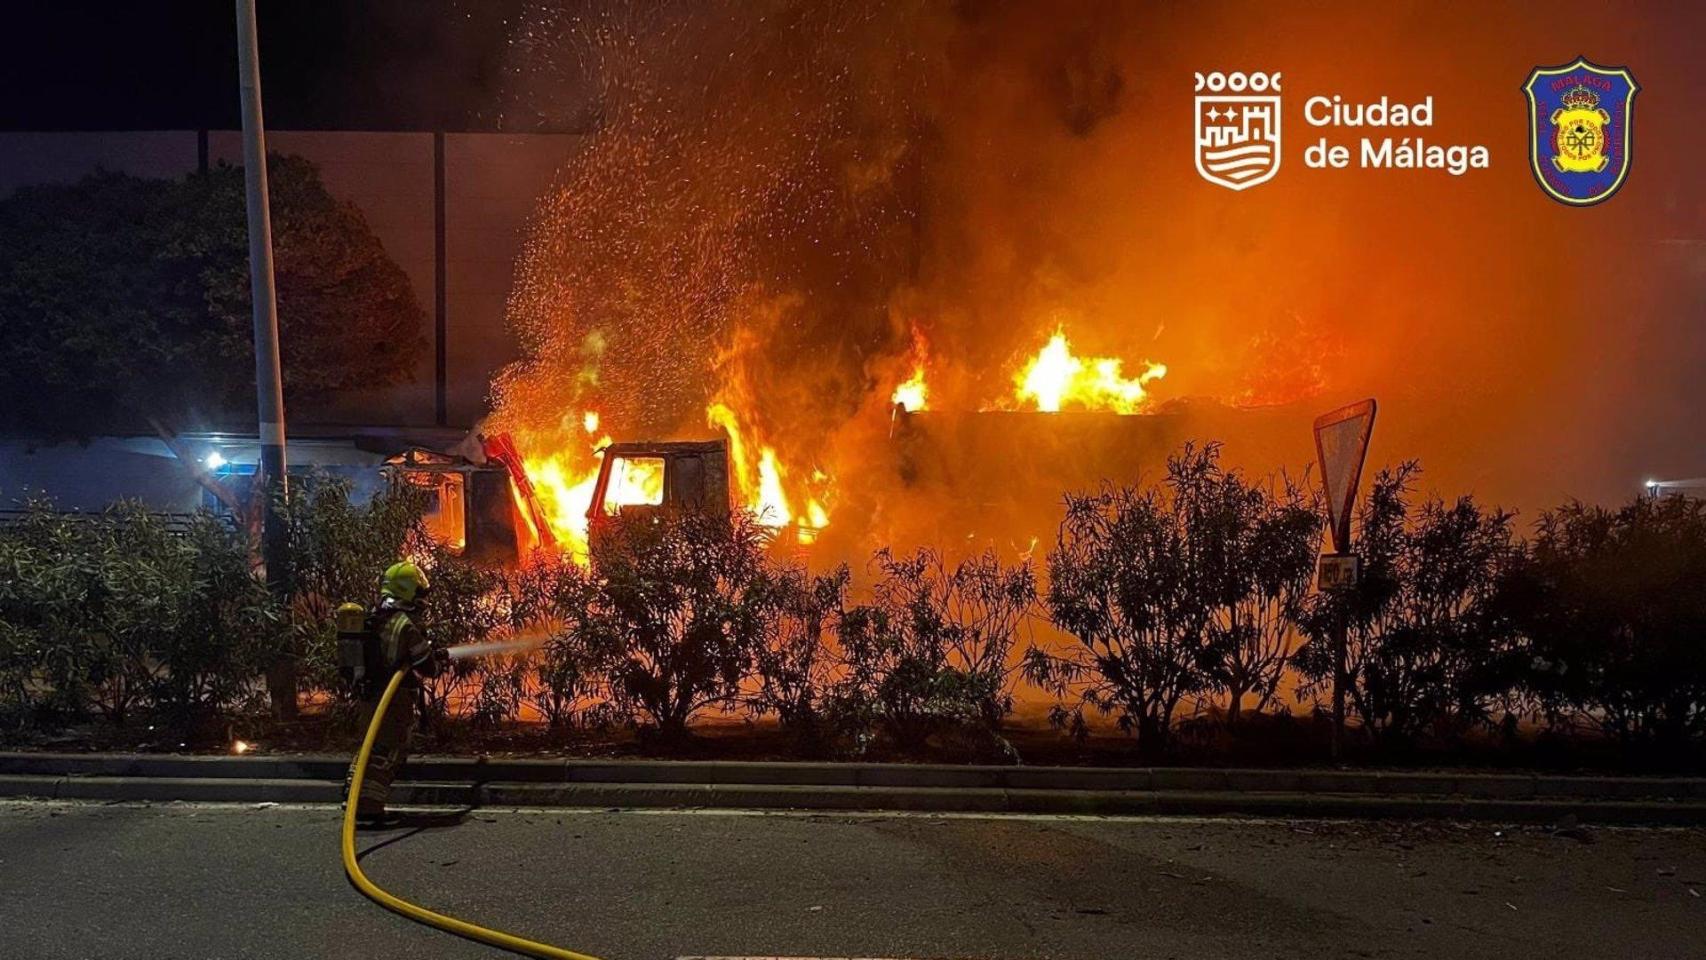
{"left": 1313, "top": 399, "right": 1376, "bottom": 553}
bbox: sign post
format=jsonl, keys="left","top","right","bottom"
{"left": 1313, "top": 399, "right": 1376, "bottom": 761}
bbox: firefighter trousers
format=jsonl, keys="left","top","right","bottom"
{"left": 344, "top": 685, "right": 417, "bottom": 811}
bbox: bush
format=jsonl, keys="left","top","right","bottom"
{"left": 1503, "top": 494, "right": 1706, "bottom": 745}
{"left": 1295, "top": 463, "right": 1522, "bottom": 747}
{"left": 1187, "top": 459, "right": 1322, "bottom": 724}
{"left": 410, "top": 539, "right": 510, "bottom": 733}
{"left": 0, "top": 500, "right": 281, "bottom": 730}
{"left": 282, "top": 475, "right": 428, "bottom": 702}
{"left": 1029, "top": 445, "right": 1233, "bottom": 751}
{"left": 833, "top": 548, "right": 1035, "bottom": 754}
{"left": 512, "top": 558, "right": 609, "bottom": 729}
{"left": 749, "top": 563, "right": 849, "bottom": 745}
{"left": 578, "top": 509, "right": 775, "bottom": 739}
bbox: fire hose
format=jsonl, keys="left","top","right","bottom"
{"left": 341, "top": 665, "right": 604, "bottom": 960}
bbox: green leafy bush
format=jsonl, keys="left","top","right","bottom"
{"left": 834, "top": 548, "right": 1035, "bottom": 754}
{"left": 0, "top": 501, "right": 281, "bottom": 729}
{"left": 749, "top": 563, "right": 849, "bottom": 746}
{"left": 579, "top": 510, "right": 775, "bottom": 739}
{"left": 282, "top": 475, "right": 429, "bottom": 702}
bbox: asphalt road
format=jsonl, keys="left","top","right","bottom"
{"left": 1, "top": 800, "right": 1702, "bottom": 960}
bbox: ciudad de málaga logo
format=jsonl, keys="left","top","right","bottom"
{"left": 1193, "top": 60, "right": 1638, "bottom": 204}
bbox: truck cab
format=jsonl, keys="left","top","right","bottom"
{"left": 585, "top": 439, "right": 731, "bottom": 544}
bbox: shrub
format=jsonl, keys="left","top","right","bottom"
{"left": 145, "top": 512, "right": 279, "bottom": 725}
{"left": 0, "top": 502, "right": 112, "bottom": 722}
{"left": 749, "top": 563, "right": 849, "bottom": 744}
{"left": 511, "top": 557, "right": 608, "bottom": 729}
{"left": 1029, "top": 446, "right": 1225, "bottom": 751}
{"left": 0, "top": 500, "right": 280, "bottom": 729}
{"left": 1295, "top": 464, "right": 1522, "bottom": 746}
{"left": 411, "top": 539, "right": 510, "bottom": 732}
{"left": 282, "top": 475, "right": 428, "bottom": 702}
{"left": 1186, "top": 460, "right": 1322, "bottom": 724}
{"left": 1503, "top": 494, "right": 1706, "bottom": 745}
{"left": 835, "top": 548, "right": 1035, "bottom": 753}
{"left": 579, "top": 509, "right": 775, "bottom": 739}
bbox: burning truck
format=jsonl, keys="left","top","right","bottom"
{"left": 462, "top": 326, "right": 1318, "bottom": 569}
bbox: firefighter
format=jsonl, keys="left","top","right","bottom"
{"left": 344, "top": 560, "right": 448, "bottom": 823}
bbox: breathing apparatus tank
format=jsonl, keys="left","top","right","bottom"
{"left": 335, "top": 601, "right": 382, "bottom": 694}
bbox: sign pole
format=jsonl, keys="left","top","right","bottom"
{"left": 1312, "top": 399, "right": 1376, "bottom": 763}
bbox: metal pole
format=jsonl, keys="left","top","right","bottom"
{"left": 1331, "top": 617, "right": 1346, "bottom": 761}
{"left": 433, "top": 131, "right": 448, "bottom": 427}
{"left": 237, "top": 0, "right": 294, "bottom": 715}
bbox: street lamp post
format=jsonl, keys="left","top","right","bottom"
{"left": 236, "top": 0, "right": 294, "bottom": 716}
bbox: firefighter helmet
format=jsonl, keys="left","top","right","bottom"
{"left": 380, "top": 561, "right": 432, "bottom": 604}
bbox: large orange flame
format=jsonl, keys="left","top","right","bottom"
{"left": 1004, "top": 326, "right": 1167, "bottom": 414}
{"left": 706, "top": 400, "right": 831, "bottom": 538}
{"left": 514, "top": 409, "right": 668, "bottom": 562}
{"left": 518, "top": 412, "right": 608, "bottom": 561}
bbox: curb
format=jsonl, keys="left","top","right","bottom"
{"left": 2, "top": 753, "right": 1704, "bottom": 823}
{"left": 2, "top": 774, "right": 1703, "bottom": 824}
{"left": 3, "top": 752, "right": 1704, "bottom": 799}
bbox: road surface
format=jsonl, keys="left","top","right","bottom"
{"left": 1, "top": 800, "right": 1702, "bottom": 959}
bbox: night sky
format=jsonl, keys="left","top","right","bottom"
{"left": 0, "top": 1, "right": 560, "bottom": 132}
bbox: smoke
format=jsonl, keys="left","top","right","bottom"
{"left": 491, "top": 0, "right": 1706, "bottom": 548}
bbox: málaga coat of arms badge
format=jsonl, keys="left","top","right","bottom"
{"left": 1195, "top": 71, "right": 1282, "bottom": 191}
{"left": 1522, "top": 57, "right": 1639, "bottom": 206}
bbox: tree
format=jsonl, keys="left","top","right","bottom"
{"left": 0, "top": 155, "right": 424, "bottom": 438}
{"left": 1296, "top": 464, "right": 1522, "bottom": 747}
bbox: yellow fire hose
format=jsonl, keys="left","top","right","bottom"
{"left": 341, "top": 667, "right": 605, "bottom": 960}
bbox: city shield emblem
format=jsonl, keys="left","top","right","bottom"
{"left": 1523, "top": 57, "right": 1638, "bottom": 205}
{"left": 1195, "top": 71, "right": 1282, "bottom": 191}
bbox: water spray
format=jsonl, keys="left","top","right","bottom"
{"left": 442, "top": 632, "right": 552, "bottom": 661}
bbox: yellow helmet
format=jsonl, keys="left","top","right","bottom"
{"left": 380, "top": 561, "right": 431, "bottom": 604}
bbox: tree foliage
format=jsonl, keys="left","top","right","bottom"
{"left": 0, "top": 155, "right": 424, "bottom": 436}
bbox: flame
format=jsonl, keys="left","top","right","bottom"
{"left": 607, "top": 454, "right": 666, "bottom": 506}
{"left": 756, "top": 448, "right": 793, "bottom": 526}
{"left": 514, "top": 410, "right": 616, "bottom": 562}
{"left": 891, "top": 325, "right": 931, "bottom": 411}
{"left": 522, "top": 451, "right": 601, "bottom": 560}
{"left": 892, "top": 365, "right": 928, "bottom": 412}
{"left": 1008, "top": 327, "right": 1167, "bottom": 413}
{"left": 706, "top": 399, "right": 832, "bottom": 535}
